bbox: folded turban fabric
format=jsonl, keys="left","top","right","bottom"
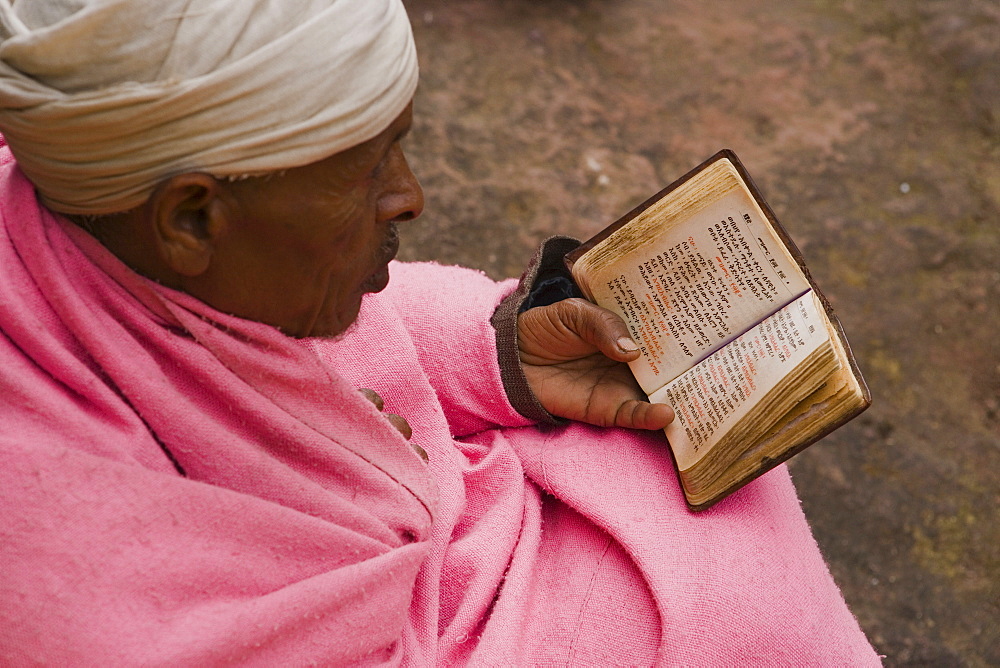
{"left": 0, "top": 0, "right": 418, "bottom": 214}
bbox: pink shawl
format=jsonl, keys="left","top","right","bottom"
{"left": 0, "top": 147, "right": 879, "bottom": 665}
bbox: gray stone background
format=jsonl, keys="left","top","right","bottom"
{"left": 397, "top": 1, "right": 998, "bottom": 664}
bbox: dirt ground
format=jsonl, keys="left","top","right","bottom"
{"left": 397, "top": 0, "right": 999, "bottom": 664}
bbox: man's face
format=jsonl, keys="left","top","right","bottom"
{"left": 205, "top": 104, "right": 422, "bottom": 338}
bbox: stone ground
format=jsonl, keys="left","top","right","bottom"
{"left": 397, "top": 0, "right": 998, "bottom": 665}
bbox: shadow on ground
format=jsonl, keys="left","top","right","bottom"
{"left": 398, "top": 0, "right": 999, "bottom": 664}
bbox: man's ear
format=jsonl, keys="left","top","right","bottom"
{"left": 147, "top": 172, "right": 230, "bottom": 277}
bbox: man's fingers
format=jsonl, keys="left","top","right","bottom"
{"left": 358, "top": 387, "right": 384, "bottom": 410}
{"left": 358, "top": 388, "right": 414, "bottom": 441}
{"left": 521, "top": 299, "right": 641, "bottom": 363}
{"left": 563, "top": 299, "right": 642, "bottom": 363}
{"left": 385, "top": 412, "right": 413, "bottom": 440}
{"left": 614, "top": 400, "right": 675, "bottom": 430}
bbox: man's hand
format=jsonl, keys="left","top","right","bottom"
{"left": 517, "top": 298, "right": 674, "bottom": 430}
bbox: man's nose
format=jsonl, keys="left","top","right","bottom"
{"left": 380, "top": 144, "right": 423, "bottom": 223}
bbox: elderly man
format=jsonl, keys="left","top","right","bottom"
{"left": 0, "top": 0, "right": 879, "bottom": 664}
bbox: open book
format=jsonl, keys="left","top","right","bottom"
{"left": 565, "top": 150, "right": 870, "bottom": 510}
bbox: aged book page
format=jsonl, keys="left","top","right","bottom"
{"left": 576, "top": 161, "right": 810, "bottom": 394}
{"left": 648, "top": 291, "right": 836, "bottom": 471}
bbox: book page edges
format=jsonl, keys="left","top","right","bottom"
{"left": 681, "top": 311, "right": 870, "bottom": 511}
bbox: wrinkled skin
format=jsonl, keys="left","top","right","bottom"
{"left": 80, "top": 102, "right": 672, "bottom": 436}
{"left": 82, "top": 104, "right": 423, "bottom": 340}
{"left": 181, "top": 105, "right": 425, "bottom": 339}
{"left": 519, "top": 298, "right": 674, "bottom": 430}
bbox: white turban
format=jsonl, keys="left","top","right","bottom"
{"left": 0, "top": 0, "right": 418, "bottom": 214}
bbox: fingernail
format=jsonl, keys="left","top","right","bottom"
{"left": 617, "top": 337, "right": 639, "bottom": 352}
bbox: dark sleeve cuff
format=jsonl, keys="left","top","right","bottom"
{"left": 490, "top": 235, "right": 585, "bottom": 424}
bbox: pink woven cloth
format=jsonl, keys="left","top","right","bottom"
{"left": 0, "top": 146, "right": 879, "bottom": 665}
